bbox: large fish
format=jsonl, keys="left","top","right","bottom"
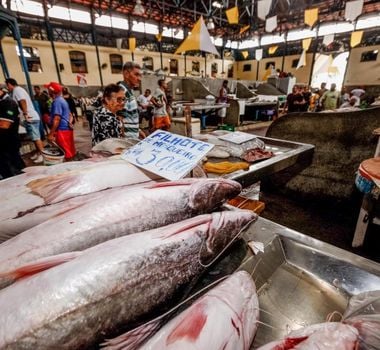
{"left": 257, "top": 322, "right": 359, "bottom": 350}
{"left": 0, "top": 178, "right": 242, "bottom": 288}
{"left": 104, "top": 270, "right": 259, "bottom": 350}
{"left": 0, "top": 210, "right": 256, "bottom": 349}
{"left": 0, "top": 186, "right": 133, "bottom": 243}
{"left": 0, "top": 159, "right": 159, "bottom": 223}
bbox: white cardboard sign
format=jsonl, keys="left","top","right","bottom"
{"left": 122, "top": 130, "right": 214, "bottom": 181}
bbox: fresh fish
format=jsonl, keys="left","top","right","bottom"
{"left": 0, "top": 210, "right": 256, "bottom": 349}
{"left": 0, "top": 161, "right": 94, "bottom": 199}
{"left": 0, "top": 178, "right": 242, "bottom": 288}
{"left": 105, "top": 270, "right": 259, "bottom": 350}
{"left": 0, "top": 186, "right": 140, "bottom": 243}
{"left": 0, "top": 160, "right": 160, "bottom": 223}
{"left": 257, "top": 322, "right": 359, "bottom": 350}
{"left": 343, "top": 290, "right": 380, "bottom": 350}
{"left": 91, "top": 137, "right": 140, "bottom": 154}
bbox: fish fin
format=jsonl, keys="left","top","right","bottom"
{"left": 101, "top": 320, "right": 164, "bottom": 350}
{"left": 27, "top": 172, "right": 80, "bottom": 204}
{"left": 144, "top": 179, "right": 195, "bottom": 189}
{"left": 0, "top": 251, "right": 82, "bottom": 281}
{"left": 166, "top": 302, "right": 208, "bottom": 345}
{"left": 159, "top": 215, "right": 212, "bottom": 239}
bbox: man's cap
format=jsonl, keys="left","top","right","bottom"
{"left": 44, "top": 82, "right": 62, "bottom": 94}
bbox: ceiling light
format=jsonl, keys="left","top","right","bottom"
{"left": 133, "top": 0, "right": 145, "bottom": 16}
{"left": 212, "top": 1, "right": 223, "bottom": 9}
{"left": 207, "top": 18, "right": 215, "bottom": 30}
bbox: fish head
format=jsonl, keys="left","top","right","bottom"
{"left": 200, "top": 210, "right": 256, "bottom": 266}
{"left": 189, "top": 179, "right": 242, "bottom": 212}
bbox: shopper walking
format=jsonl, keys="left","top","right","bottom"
{"left": 6, "top": 78, "right": 44, "bottom": 163}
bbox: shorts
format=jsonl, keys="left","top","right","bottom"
{"left": 153, "top": 115, "right": 171, "bottom": 131}
{"left": 56, "top": 130, "right": 76, "bottom": 159}
{"left": 23, "top": 120, "right": 41, "bottom": 141}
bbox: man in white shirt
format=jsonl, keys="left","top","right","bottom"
{"left": 137, "top": 89, "right": 152, "bottom": 129}
{"left": 6, "top": 78, "right": 44, "bottom": 163}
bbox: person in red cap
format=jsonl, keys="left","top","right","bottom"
{"left": 45, "top": 82, "right": 76, "bottom": 159}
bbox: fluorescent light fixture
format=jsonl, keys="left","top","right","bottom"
{"left": 239, "top": 38, "right": 260, "bottom": 49}
{"left": 133, "top": 0, "right": 145, "bottom": 16}
{"left": 287, "top": 28, "right": 316, "bottom": 41}
{"left": 212, "top": 1, "right": 223, "bottom": 9}
{"left": 318, "top": 22, "right": 354, "bottom": 36}
{"left": 260, "top": 34, "right": 285, "bottom": 46}
{"left": 11, "top": 0, "right": 43, "bottom": 16}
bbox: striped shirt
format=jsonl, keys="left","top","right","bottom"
{"left": 117, "top": 81, "right": 139, "bottom": 139}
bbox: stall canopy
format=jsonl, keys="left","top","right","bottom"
{"left": 175, "top": 16, "right": 219, "bottom": 56}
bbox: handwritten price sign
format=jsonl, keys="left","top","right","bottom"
{"left": 122, "top": 130, "right": 214, "bottom": 180}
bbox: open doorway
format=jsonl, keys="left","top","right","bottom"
{"left": 310, "top": 52, "right": 349, "bottom": 90}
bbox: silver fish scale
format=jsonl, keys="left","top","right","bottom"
{"left": 0, "top": 230, "right": 205, "bottom": 349}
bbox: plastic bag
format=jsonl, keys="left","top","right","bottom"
{"left": 343, "top": 290, "right": 380, "bottom": 350}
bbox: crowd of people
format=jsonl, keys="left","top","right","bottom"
{"left": 0, "top": 61, "right": 173, "bottom": 179}
{"left": 284, "top": 83, "right": 368, "bottom": 114}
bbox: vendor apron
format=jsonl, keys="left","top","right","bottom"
{"left": 55, "top": 130, "right": 76, "bottom": 159}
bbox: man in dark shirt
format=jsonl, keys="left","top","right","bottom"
{"left": 0, "top": 86, "right": 25, "bottom": 179}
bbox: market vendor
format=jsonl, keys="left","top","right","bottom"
{"left": 45, "top": 82, "right": 76, "bottom": 160}
{"left": 92, "top": 84, "right": 125, "bottom": 146}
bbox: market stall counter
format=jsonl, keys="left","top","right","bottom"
{"left": 197, "top": 215, "right": 380, "bottom": 348}
{"left": 196, "top": 131, "right": 315, "bottom": 188}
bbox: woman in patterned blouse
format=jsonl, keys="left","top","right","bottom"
{"left": 92, "top": 84, "right": 125, "bottom": 146}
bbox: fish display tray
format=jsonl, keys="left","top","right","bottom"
{"left": 207, "top": 136, "right": 315, "bottom": 188}
{"left": 246, "top": 217, "right": 380, "bottom": 347}
{"left": 194, "top": 217, "right": 380, "bottom": 348}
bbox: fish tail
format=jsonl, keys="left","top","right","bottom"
{"left": 27, "top": 172, "right": 80, "bottom": 204}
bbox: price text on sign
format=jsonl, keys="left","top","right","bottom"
{"left": 122, "top": 130, "right": 214, "bottom": 180}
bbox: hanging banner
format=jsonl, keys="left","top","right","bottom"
{"left": 156, "top": 33, "right": 163, "bottom": 42}
{"left": 122, "top": 130, "right": 214, "bottom": 181}
{"left": 323, "top": 34, "right": 334, "bottom": 46}
{"left": 226, "top": 6, "right": 239, "bottom": 24}
{"left": 116, "top": 38, "right": 123, "bottom": 50}
{"left": 265, "top": 15, "right": 277, "bottom": 32}
{"left": 128, "top": 37, "right": 136, "bottom": 52}
{"left": 241, "top": 51, "right": 249, "bottom": 59}
{"left": 76, "top": 73, "right": 87, "bottom": 87}
{"left": 255, "top": 48, "right": 263, "bottom": 61}
{"left": 175, "top": 16, "right": 219, "bottom": 56}
{"left": 302, "top": 38, "right": 312, "bottom": 51}
{"left": 345, "top": 0, "right": 363, "bottom": 21}
{"left": 350, "top": 30, "right": 363, "bottom": 47}
{"left": 296, "top": 50, "right": 306, "bottom": 69}
{"left": 239, "top": 25, "right": 250, "bottom": 35}
{"left": 258, "top": 0, "right": 272, "bottom": 20}
{"left": 304, "top": 8, "right": 318, "bottom": 27}
{"left": 268, "top": 45, "right": 278, "bottom": 54}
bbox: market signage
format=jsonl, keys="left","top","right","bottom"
{"left": 122, "top": 130, "right": 214, "bottom": 180}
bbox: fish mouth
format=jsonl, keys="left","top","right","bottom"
{"left": 199, "top": 210, "right": 256, "bottom": 266}
{"left": 189, "top": 179, "right": 242, "bottom": 212}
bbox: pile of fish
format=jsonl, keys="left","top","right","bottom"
{"left": 0, "top": 160, "right": 264, "bottom": 348}
{"left": 1, "top": 159, "right": 377, "bottom": 349}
